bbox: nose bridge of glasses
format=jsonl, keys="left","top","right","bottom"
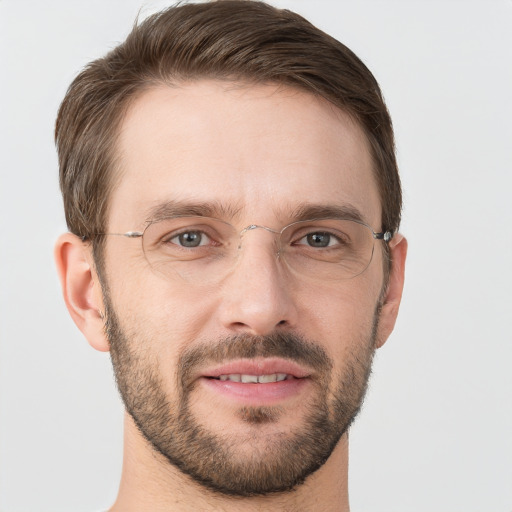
{"left": 237, "top": 224, "right": 282, "bottom": 251}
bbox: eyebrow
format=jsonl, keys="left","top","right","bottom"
{"left": 144, "top": 199, "right": 367, "bottom": 226}
{"left": 290, "top": 203, "right": 367, "bottom": 224}
{"left": 144, "top": 200, "right": 243, "bottom": 224}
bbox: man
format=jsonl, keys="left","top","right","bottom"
{"left": 54, "top": 1, "right": 406, "bottom": 510}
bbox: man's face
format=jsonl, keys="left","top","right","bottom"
{"left": 100, "top": 81, "right": 386, "bottom": 495}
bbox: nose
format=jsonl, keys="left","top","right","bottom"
{"left": 217, "top": 229, "right": 299, "bottom": 336}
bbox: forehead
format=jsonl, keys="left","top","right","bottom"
{"left": 110, "top": 80, "right": 380, "bottom": 229}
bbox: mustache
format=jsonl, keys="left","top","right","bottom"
{"left": 179, "top": 332, "right": 333, "bottom": 390}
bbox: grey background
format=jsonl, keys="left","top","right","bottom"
{"left": 1, "top": 1, "right": 511, "bottom": 510}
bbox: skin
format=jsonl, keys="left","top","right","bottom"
{"left": 55, "top": 81, "right": 407, "bottom": 511}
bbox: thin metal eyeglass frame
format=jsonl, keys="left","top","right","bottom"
{"left": 82, "top": 217, "right": 393, "bottom": 281}
{"left": 84, "top": 217, "right": 393, "bottom": 243}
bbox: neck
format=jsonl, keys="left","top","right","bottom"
{"left": 110, "top": 413, "right": 350, "bottom": 512}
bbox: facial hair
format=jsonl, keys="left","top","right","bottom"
{"left": 105, "top": 292, "right": 379, "bottom": 497}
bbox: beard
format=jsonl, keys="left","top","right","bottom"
{"left": 104, "top": 290, "right": 379, "bottom": 497}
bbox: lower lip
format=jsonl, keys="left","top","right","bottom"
{"left": 199, "top": 377, "right": 309, "bottom": 406}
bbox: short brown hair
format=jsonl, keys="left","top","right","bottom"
{"left": 56, "top": 0, "right": 401, "bottom": 246}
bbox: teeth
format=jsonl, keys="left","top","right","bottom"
{"left": 216, "top": 373, "right": 291, "bottom": 383}
{"left": 258, "top": 374, "right": 277, "bottom": 383}
{"left": 241, "top": 374, "right": 259, "bottom": 383}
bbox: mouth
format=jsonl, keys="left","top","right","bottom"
{"left": 197, "top": 358, "right": 311, "bottom": 405}
{"left": 211, "top": 373, "right": 294, "bottom": 383}
{"left": 201, "top": 357, "right": 310, "bottom": 379}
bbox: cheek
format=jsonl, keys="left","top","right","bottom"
{"left": 298, "top": 272, "right": 382, "bottom": 353}
{"left": 106, "top": 263, "right": 220, "bottom": 363}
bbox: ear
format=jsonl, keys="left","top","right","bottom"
{"left": 54, "top": 233, "right": 109, "bottom": 352}
{"left": 375, "top": 234, "right": 407, "bottom": 349}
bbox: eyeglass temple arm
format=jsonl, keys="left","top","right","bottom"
{"left": 80, "top": 231, "right": 143, "bottom": 241}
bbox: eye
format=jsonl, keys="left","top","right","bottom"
{"left": 297, "top": 231, "right": 341, "bottom": 248}
{"left": 168, "top": 230, "right": 211, "bottom": 248}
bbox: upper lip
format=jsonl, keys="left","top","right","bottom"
{"left": 200, "top": 358, "right": 311, "bottom": 379}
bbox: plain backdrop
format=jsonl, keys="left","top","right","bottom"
{"left": 1, "top": 1, "right": 511, "bottom": 511}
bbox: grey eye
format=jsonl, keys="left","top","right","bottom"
{"left": 172, "top": 231, "right": 208, "bottom": 247}
{"left": 305, "top": 232, "right": 332, "bottom": 248}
